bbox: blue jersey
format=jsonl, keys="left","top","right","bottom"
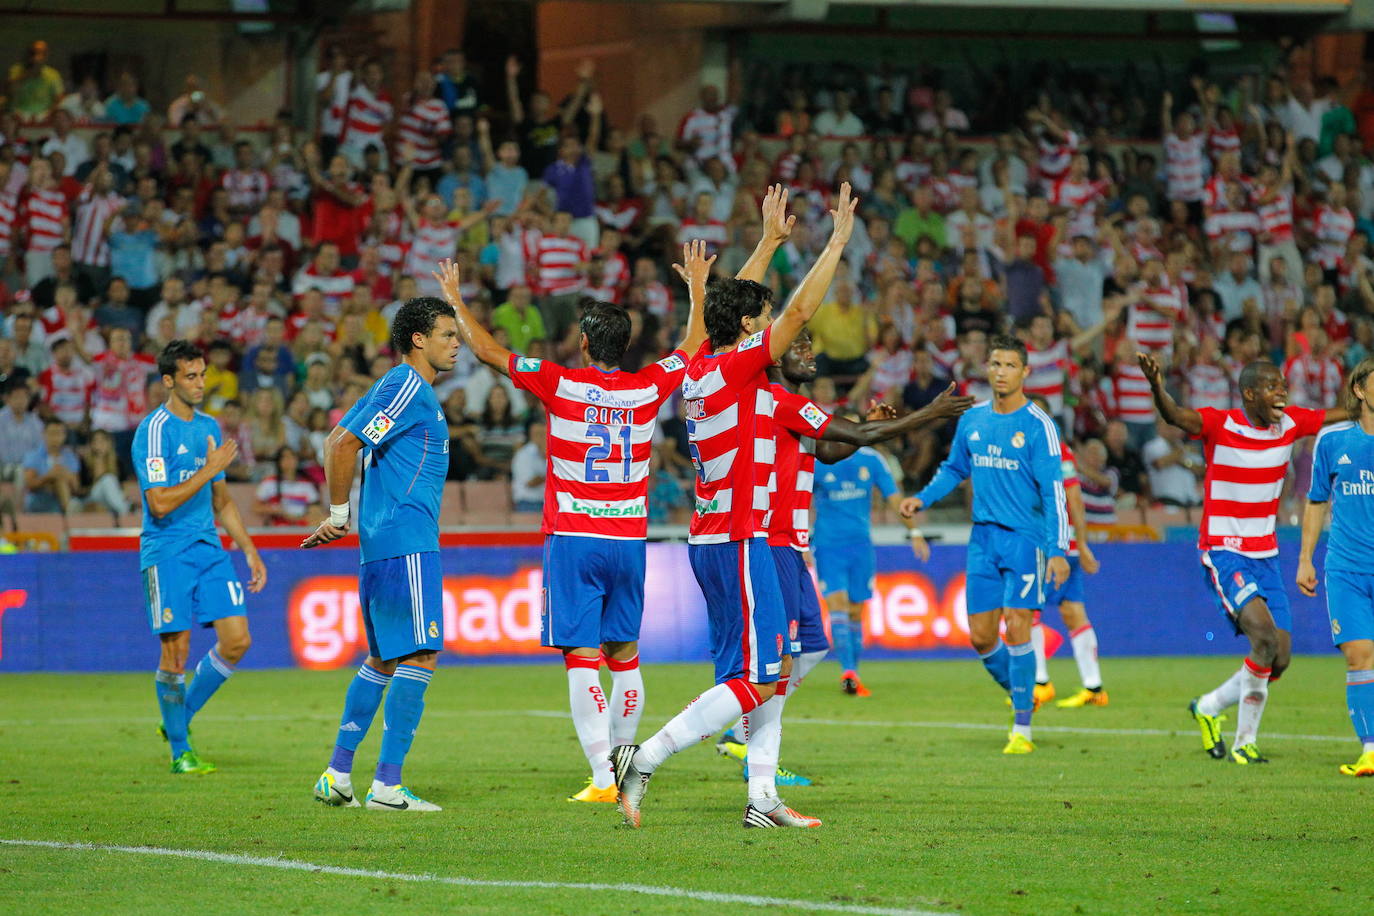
{"left": 914, "top": 400, "right": 1070, "bottom": 557}
{"left": 1308, "top": 421, "right": 1374, "bottom": 573}
{"left": 132, "top": 405, "right": 225, "bottom": 571}
{"left": 340, "top": 364, "right": 448, "bottom": 564}
{"left": 812, "top": 448, "right": 897, "bottom": 547}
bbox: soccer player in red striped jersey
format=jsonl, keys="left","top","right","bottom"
{"left": 1140, "top": 353, "right": 1347, "bottom": 764}
{"left": 432, "top": 236, "right": 714, "bottom": 805}
{"left": 612, "top": 184, "right": 858, "bottom": 830}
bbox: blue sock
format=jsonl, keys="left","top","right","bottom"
{"left": 830, "top": 612, "right": 855, "bottom": 672}
{"left": 1348, "top": 670, "right": 1374, "bottom": 746}
{"left": 155, "top": 670, "right": 190, "bottom": 758}
{"left": 375, "top": 663, "right": 432, "bottom": 786}
{"left": 979, "top": 643, "right": 1011, "bottom": 692}
{"left": 1008, "top": 640, "right": 1036, "bottom": 726}
{"left": 329, "top": 663, "right": 392, "bottom": 773}
{"left": 850, "top": 615, "right": 863, "bottom": 671}
{"left": 185, "top": 648, "right": 234, "bottom": 723}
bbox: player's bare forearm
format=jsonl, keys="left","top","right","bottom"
{"left": 212, "top": 481, "right": 260, "bottom": 558}
{"left": 1323, "top": 406, "right": 1350, "bottom": 424}
{"left": 433, "top": 258, "right": 512, "bottom": 374}
{"left": 323, "top": 427, "right": 363, "bottom": 507}
{"left": 145, "top": 465, "right": 219, "bottom": 519}
{"left": 734, "top": 238, "right": 780, "bottom": 285}
{"left": 1138, "top": 352, "right": 1202, "bottom": 435}
{"left": 1298, "top": 500, "right": 1327, "bottom": 565}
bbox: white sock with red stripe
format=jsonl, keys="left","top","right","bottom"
{"left": 606, "top": 654, "right": 644, "bottom": 748}
{"left": 1070, "top": 625, "right": 1102, "bottom": 690}
{"left": 1234, "top": 657, "right": 1272, "bottom": 748}
{"left": 635, "top": 679, "right": 762, "bottom": 774}
{"left": 790, "top": 650, "right": 829, "bottom": 693}
{"left": 564, "top": 655, "right": 613, "bottom": 789}
{"left": 1031, "top": 622, "right": 1049, "bottom": 683}
{"left": 1198, "top": 665, "right": 1245, "bottom": 717}
{"left": 746, "top": 678, "right": 788, "bottom": 802}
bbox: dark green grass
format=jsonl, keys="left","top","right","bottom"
{"left": 1, "top": 657, "right": 1370, "bottom": 915}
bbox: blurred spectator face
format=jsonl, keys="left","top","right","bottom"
{"left": 256, "top": 348, "right": 278, "bottom": 375}
{"left": 54, "top": 283, "right": 77, "bottom": 312}
{"left": 161, "top": 277, "right": 186, "bottom": 305}
{"left": 1029, "top": 314, "right": 1053, "bottom": 347}
{"left": 362, "top": 61, "right": 383, "bottom": 91}
{"left": 316, "top": 244, "right": 340, "bottom": 273}
{"left": 1027, "top": 196, "right": 1049, "bottom": 221}
{"left": 692, "top": 192, "right": 713, "bottom": 220}
{"left": 51, "top": 337, "right": 75, "bottom": 368}
{"left": 699, "top": 85, "right": 722, "bottom": 112}
{"left": 413, "top": 69, "right": 436, "bottom": 98}
{"left": 1141, "top": 258, "right": 1164, "bottom": 285}
{"left": 559, "top": 135, "right": 582, "bottom": 162}
{"left": 5, "top": 384, "right": 28, "bottom": 414}
{"left": 1082, "top": 439, "right": 1108, "bottom": 469}
{"left": 553, "top": 211, "right": 573, "bottom": 235}
{"left": 1228, "top": 252, "right": 1248, "bottom": 279}
{"left": 42, "top": 419, "right": 66, "bottom": 452}
{"left": 1015, "top": 235, "right": 1037, "bottom": 261}
{"left": 1072, "top": 236, "right": 1094, "bottom": 261}
{"left": 509, "top": 285, "right": 532, "bottom": 308}
{"left": 912, "top": 185, "right": 933, "bottom": 210}
{"left": 1104, "top": 421, "right": 1128, "bottom": 452}
{"left": 301, "top": 290, "right": 326, "bottom": 318}
{"left": 327, "top": 155, "right": 350, "bottom": 183}
{"left": 28, "top": 158, "right": 52, "bottom": 187}
{"left": 264, "top": 317, "right": 286, "bottom": 347}
{"left": 497, "top": 140, "right": 520, "bottom": 166}
{"left": 451, "top": 186, "right": 473, "bottom": 211}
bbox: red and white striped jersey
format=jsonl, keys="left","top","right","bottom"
{"left": 1204, "top": 208, "right": 1261, "bottom": 254}
{"left": 39, "top": 361, "right": 95, "bottom": 426}
{"left": 1203, "top": 174, "right": 1253, "bottom": 211}
{"left": 1129, "top": 240, "right": 1163, "bottom": 264}
{"left": 291, "top": 265, "right": 355, "bottom": 309}
{"left": 71, "top": 188, "right": 123, "bottom": 267}
{"left": 642, "top": 281, "right": 672, "bottom": 321}
{"left": 1128, "top": 283, "right": 1184, "bottom": 353}
{"left": 1107, "top": 361, "right": 1155, "bottom": 424}
{"left": 1283, "top": 354, "right": 1342, "bottom": 409}
{"left": 1059, "top": 441, "right": 1081, "bottom": 557}
{"left": 507, "top": 350, "right": 688, "bottom": 539}
{"left": 220, "top": 304, "right": 274, "bottom": 348}
{"left": 21, "top": 187, "right": 67, "bottom": 253}
{"left": 1025, "top": 339, "right": 1070, "bottom": 417}
{"left": 1049, "top": 178, "right": 1109, "bottom": 238}
{"left": 927, "top": 339, "right": 959, "bottom": 379}
{"left": 768, "top": 385, "right": 832, "bottom": 550}
{"left": 1194, "top": 405, "right": 1325, "bottom": 557}
{"left": 1312, "top": 205, "right": 1355, "bottom": 269}
{"left": 405, "top": 218, "right": 459, "bottom": 283}
{"left": 595, "top": 200, "right": 642, "bottom": 233}
{"left": 1164, "top": 133, "right": 1206, "bottom": 202}
{"left": 1208, "top": 127, "right": 1241, "bottom": 161}
{"left": 924, "top": 175, "right": 960, "bottom": 213}
{"left": 1256, "top": 186, "right": 1293, "bottom": 242}
{"left": 90, "top": 351, "right": 156, "bottom": 433}
{"left": 0, "top": 191, "right": 15, "bottom": 259}
{"left": 534, "top": 234, "right": 588, "bottom": 296}
{"left": 397, "top": 99, "right": 452, "bottom": 170}
{"left": 894, "top": 156, "right": 931, "bottom": 188}
{"left": 598, "top": 251, "right": 630, "bottom": 293}
{"left": 221, "top": 169, "right": 270, "bottom": 212}
{"left": 1037, "top": 131, "right": 1078, "bottom": 181}
{"left": 683, "top": 329, "right": 777, "bottom": 545}
{"left": 676, "top": 218, "right": 729, "bottom": 251}
{"left": 677, "top": 106, "right": 735, "bottom": 164}
{"left": 773, "top": 152, "right": 803, "bottom": 183}
{"left": 1187, "top": 363, "right": 1234, "bottom": 411}
{"left": 340, "top": 84, "right": 393, "bottom": 154}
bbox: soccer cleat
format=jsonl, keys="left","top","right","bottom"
{"left": 840, "top": 671, "right": 858, "bottom": 695}
{"left": 715, "top": 730, "right": 747, "bottom": 762}
{"left": 742, "top": 800, "right": 822, "bottom": 828}
{"left": 1230, "top": 744, "right": 1268, "bottom": 765}
{"left": 567, "top": 778, "right": 617, "bottom": 803}
{"left": 1057, "top": 688, "right": 1109, "bottom": 708}
{"left": 1002, "top": 733, "right": 1035, "bottom": 755}
{"left": 1034, "top": 682, "right": 1056, "bottom": 705}
{"left": 609, "top": 744, "right": 650, "bottom": 828}
{"left": 157, "top": 723, "right": 194, "bottom": 743}
{"left": 852, "top": 675, "right": 872, "bottom": 697}
{"left": 1338, "top": 750, "right": 1374, "bottom": 777}
{"left": 364, "top": 784, "right": 442, "bottom": 811}
{"left": 169, "top": 750, "right": 215, "bottom": 775}
{"left": 314, "top": 770, "right": 360, "bottom": 807}
{"left": 775, "top": 763, "right": 813, "bottom": 787}
{"left": 1188, "top": 699, "right": 1228, "bottom": 759}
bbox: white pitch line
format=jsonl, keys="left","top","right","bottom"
{"left": 0, "top": 839, "right": 948, "bottom": 916}
{"left": 782, "top": 716, "right": 1356, "bottom": 745}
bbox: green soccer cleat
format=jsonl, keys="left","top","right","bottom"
{"left": 715, "top": 730, "right": 747, "bottom": 762}
{"left": 1230, "top": 744, "right": 1268, "bottom": 765}
{"left": 1339, "top": 750, "right": 1374, "bottom": 777}
{"left": 1188, "top": 699, "right": 1228, "bottom": 759}
{"left": 314, "top": 769, "right": 361, "bottom": 807}
{"left": 170, "top": 750, "right": 216, "bottom": 775}
{"left": 157, "top": 723, "right": 193, "bottom": 744}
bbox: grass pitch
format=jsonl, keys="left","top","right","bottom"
{"left": 1, "top": 656, "right": 1370, "bottom": 915}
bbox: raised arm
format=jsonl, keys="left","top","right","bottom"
{"left": 1160, "top": 90, "right": 1174, "bottom": 136}
{"left": 301, "top": 426, "right": 364, "bottom": 548}
{"left": 433, "top": 258, "right": 514, "bottom": 375}
{"left": 561, "top": 59, "right": 595, "bottom": 128}
{"left": 505, "top": 56, "right": 525, "bottom": 126}
{"left": 670, "top": 239, "right": 713, "bottom": 354}
{"left": 815, "top": 383, "right": 974, "bottom": 463}
{"left": 768, "top": 182, "right": 858, "bottom": 361}
{"left": 735, "top": 184, "right": 795, "bottom": 284}
{"left": 212, "top": 479, "right": 266, "bottom": 591}
{"left": 1138, "top": 351, "right": 1202, "bottom": 436}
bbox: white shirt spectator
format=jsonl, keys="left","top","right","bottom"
{"left": 510, "top": 441, "right": 545, "bottom": 506}
{"left": 41, "top": 133, "right": 90, "bottom": 176}
{"left": 1280, "top": 96, "right": 1331, "bottom": 143}
{"left": 812, "top": 109, "right": 866, "bottom": 138}
{"left": 1142, "top": 436, "right": 1202, "bottom": 506}
{"left": 1213, "top": 271, "right": 1264, "bottom": 321}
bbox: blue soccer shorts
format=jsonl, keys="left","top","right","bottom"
{"left": 1200, "top": 549, "right": 1292, "bottom": 635}
{"left": 688, "top": 537, "right": 785, "bottom": 685}
{"left": 1042, "top": 556, "right": 1084, "bottom": 608}
{"left": 1324, "top": 569, "right": 1374, "bottom": 647}
{"left": 966, "top": 522, "right": 1046, "bottom": 616}
{"left": 359, "top": 551, "right": 444, "bottom": 662}
{"left": 541, "top": 534, "right": 646, "bottom": 649}
{"left": 142, "top": 539, "right": 245, "bottom": 635}
{"left": 814, "top": 540, "right": 876, "bottom": 604}
{"left": 771, "top": 544, "right": 829, "bottom": 656}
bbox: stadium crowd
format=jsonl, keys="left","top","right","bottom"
{"left": 0, "top": 36, "right": 1370, "bottom": 530}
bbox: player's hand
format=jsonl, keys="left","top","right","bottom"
{"left": 671, "top": 239, "right": 716, "bottom": 289}
{"left": 1136, "top": 351, "right": 1164, "bottom": 389}
{"left": 760, "top": 183, "right": 795, "bottom": 244}
{"left": 1047, "top": 555, "right": 1071, "bottom": 589}
{"left": 865, "top": 399, "right": 897, "bottom": 421}
{"left": 1079, "top": 544, "right": 1100, "bottom": 576}
{"left": 899, "top": 496, "right": 923, "bottom": 519}
{"left": 205, "top": 436, "right": 238, "bottom": 475}
{"left": 505, "top": 55, "right": 521, "bottom": 79}
{"left": 909, "top": 533, "right": 930, "bottom": 564}
{"left": 1296, "top": 558, "right": 1319, "bottom": 597}
{"left": 245, "top": 550, "right": 267, "bottom": 593}
{"left": 929, "top": 382, "right": 976, "bottom": 419}
{"left": 301, "top": 520, "right": 349, "bottom": 549}
{"left": 432, "top": 258, "right": 463, "bottom": 305}
{"left": 826, "top": 182, "right": 859, "bottom": 249}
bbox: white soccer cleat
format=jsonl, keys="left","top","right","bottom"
{"left": 364, "top": 783, "right": 442, "bottom": 812}
{"left": 742, "top": 800, "right": 822, "bottom": 828}
{"left": 313, "top": 769, "right": 360, "bottom": 808}
{"left": 610, "top": 744, "right": 651, "bottom": 828}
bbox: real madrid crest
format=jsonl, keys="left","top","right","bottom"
{"left": 1011, "top": 431, "right": 1025, "bottom": 448}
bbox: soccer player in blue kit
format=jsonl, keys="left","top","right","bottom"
{"left": 901, "top": 334, "right": 1070, "bottom": 754}
{"left": 813, "top": 432, "right": 926, "bottom": 697}
{"left": 1298, "top": 356, "right": 1374, "bottom": 777}
{"left": 134, "top": 340, "right": 267, "bottom": 774}
{"left": 306, "top": 296, "right": 459, "bottom": 811}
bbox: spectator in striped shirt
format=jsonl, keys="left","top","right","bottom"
{"left": 1074, "top": 438, "right": 1119, "bottom": 525}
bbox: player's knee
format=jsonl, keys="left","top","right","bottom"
{"left": 1248, "top": 628, "right": 1279, "bottom": 663}
{"left": 968, "top": 631, "right": 998, "bottom": 655}
{"left": 220, "top": 630, "right": 251, "bottom": 662}
{"left": 1345, "top": 643, "right": 1374, "bottom": 670}
{"left": 1059, "top": 603, "right": 1087, "bottom": 629}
